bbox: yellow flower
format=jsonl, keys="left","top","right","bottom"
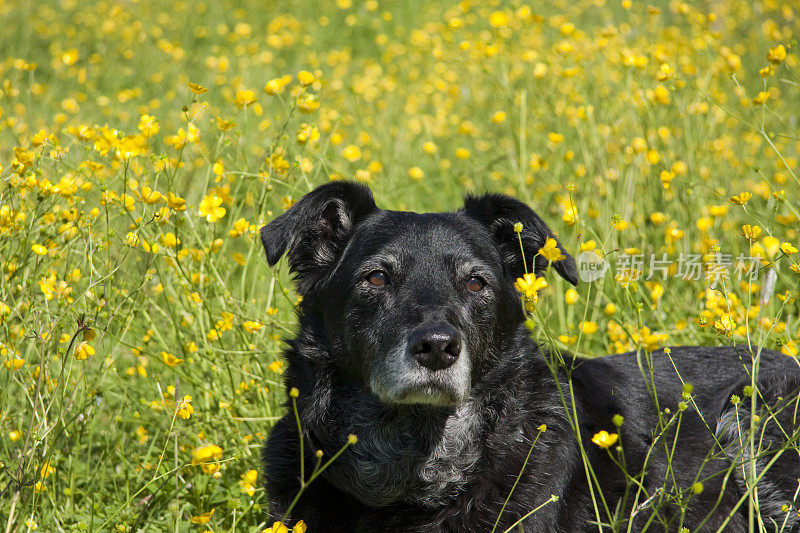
{"left": 139, "top": 186, "right": 162, "bottom": 205}
{"left": 192, "top": 444, "right": 223, "bottom": 465}
{"left": 190, "top": 509, "right": 214, "bottom": 525}
{"left": 781, "top": 242, "right": 798, "bottom": 255}
{"left": 161, "top": 351, "right": 184, "bottom": 367}
{"left": 739, "top": 224, "right": 762, "bottom": 241}
{"left": 580, "top": 321, "right": 598, "bottom": 335}
{"left": 242, "top": 320, "right": 263, "bottom": 333}
{"left": 229, "top": 217, "right": 250, "bottom": 238}
{"left": 408, "top": 166, "right": 425, "bottom": 180}
{"left": 177, "top": 395, "right": 194, "bottom": 419}
{"left": 538, "top": 238, "right": 566, "bottom": 262}
{"left": 296, "top": 124, "right": 320, "bottom": 145}
{"left": 74, "top": 342, "right": 95, "bottom": 360}
{"left": 342, "top": 144, "right": 361, "bottom": 162}
{"left": 186, "top": 123, "right": 200, "bottom": 143}
{"left": 3, "top": 357, "right": 25, "bottom": 371}
{"left": 652, "top": 85, "right": 670, "bottom": 105}
{"left": 187, "top": 82, "right": 209, "bottom": 95}
{"left": 766, "top": 44, "right": 786, "bottom": 64}
{"left": 265, "top": 522, "right": 289, "bottom": 533}
{"left": 714, "top": 315, "right": 735, "bottom": 337}
{"left": 591, "top": 430, "right": 618, "bottom": 449}
{"left": 138, "top": 114, "right": 160, "bottom": 137}
{"left": 752, "top": 91, "right": 770, "bottom": 105}
{"left": 491, "top": 111, "right": 506, "bottom": 124}
{"left": 240, "top": 469, "right": 258, "bottom": 496}
{"left": 514, "top": 273, "right": 548, "bottom": 301}
{"left": 762, "top": 236, "right": 780, "bottom": 259}
{"left": 268, "top": 360, "right": 285, "bottom": 373}
{"left": 62, "top": 48, "right": 79, "bottom": 66}
{"left": 215, "top": 116, "right": 236, "bottom": 131}
{"left": 31, "top": 244, "right": 48, "bottom": 256}
{"left": 212, "top": 159, "right": 224, "bottom": 181}
{"left": 782, "top": 340, "right": 798, "bottom": 357}
{"left": 564, "top": 288, "right": 579, "bottom": 304}
{"left": 166, "top": 192, "right": 186, "bottom": 212}
{"left": 234, "top": 89, "right": 257, "bottom": 108}
{"left": 659, "top": 170, "right": 674, "bottom": 189}
{"left": 488, "top": 11, "right": 509, "bottom": 28}
{"left": 297, "top": 70, "right": 315, "bottom": 85}
{"left": 631, "top": 137, "right": 647, "bottom": 153}
{"left": 656, "top": 63, "right": 673, "bottom": 81}
{"left": 159, "top": 232, "right": 180, "bottom": 248}
{"left": 198, "top": 194, "right": 226, "bottom": 222}
{"left": 264, "top": 76, "right": 290, "bottom": 95}
{"left": 455, "top": 148, "right": 471, "bottom": 159}
{"left": 296, "top": 93, "right": 320, "bottom": 113}
{"left": 696, "top": 216, "right": 713, "bottom": 232}
{"left": 241, "top": 469, "right": 258, "bottom": 485}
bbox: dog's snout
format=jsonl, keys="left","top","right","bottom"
{"left": 409, "top": 324, "right": 461, "bottom": 371}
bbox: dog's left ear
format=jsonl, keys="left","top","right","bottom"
{"left": 463, "top": 193, "right": 578, "bottom": 285}
{"left": 260, "top": 181, "right": 377, "bottom": 294}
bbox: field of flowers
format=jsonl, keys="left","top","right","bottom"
{"left": 0, "top": 0, "right": 798, "bottom": 530}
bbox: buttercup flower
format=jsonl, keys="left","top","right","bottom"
{"left": 176, "top": 395, "right": 194, "bottom": 419}
{"left": 190, "top": 509, "right": 214, "bottom": 524}
{"left": 161, "top": 351, "right": 184, "bottom": 367}
{"left": 515, "top": 274, "right": 548, "bottom": 302}
{"left": 539, "top": 238, "right": 566, "bottom": 262}
{"left": 591, "top": 430, "right": 619, "bottom": 449}
{"left": 198, "top": 194, "right": 226, "bottom": 222}
{"left": 74, "top": 342, "right": 95, "bottom": 360}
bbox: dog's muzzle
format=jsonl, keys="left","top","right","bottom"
{"left": 369, "top": 322, "right": 471, "bottom": 407}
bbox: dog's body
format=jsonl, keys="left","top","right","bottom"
{"left": 260, "top": 182, "right": 800, "bottom": 532}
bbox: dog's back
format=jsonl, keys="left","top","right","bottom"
{"left": 572, "top": 345, "right": 800, "bottom": 531}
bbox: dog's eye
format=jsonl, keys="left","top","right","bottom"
{"left": 465, "top": 276, "right": 485, "bottom": 292}
{"left": 367, "top": 270, "right": 388, "bottom": 287}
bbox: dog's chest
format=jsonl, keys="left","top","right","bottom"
{"left": 318, "top": 401, "right": 484, "bottom": 508}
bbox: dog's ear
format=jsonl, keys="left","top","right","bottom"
{"left": 261, "top": 181, "right": 377, "bottom": 293}
{"left": 462, "top": 193, "right": 577, "bottom": 285}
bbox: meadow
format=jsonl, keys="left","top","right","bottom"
{"left": 0, "top": 0, "right": 799, "bottom": 530}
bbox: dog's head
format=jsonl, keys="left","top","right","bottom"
{"left": 261, "top": 182, "right": 576, "bottom": 407}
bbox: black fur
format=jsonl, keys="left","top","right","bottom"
{"left": 260, "top": 182, "right": 800, "bottom": 531}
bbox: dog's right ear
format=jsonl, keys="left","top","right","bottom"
{"left": 260, "top": 181, "right": 377, "bottom": 294}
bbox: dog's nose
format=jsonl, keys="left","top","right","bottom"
{"left": 409, "top": 324, "right": 461, "bottom": 371}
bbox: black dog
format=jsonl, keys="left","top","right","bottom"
{"left": 260, "top": 181, "right": 800, "bottom": 531}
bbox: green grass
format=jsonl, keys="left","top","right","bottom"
{"left": 0, "top": 0, "right": 798, "bottom": 530}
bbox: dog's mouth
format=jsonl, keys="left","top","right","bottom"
{"left": 368, "top": 348, "right": 472, "bottom": 407}
{"left": 386, "top": 380, "right": 468, "bottom": 406}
